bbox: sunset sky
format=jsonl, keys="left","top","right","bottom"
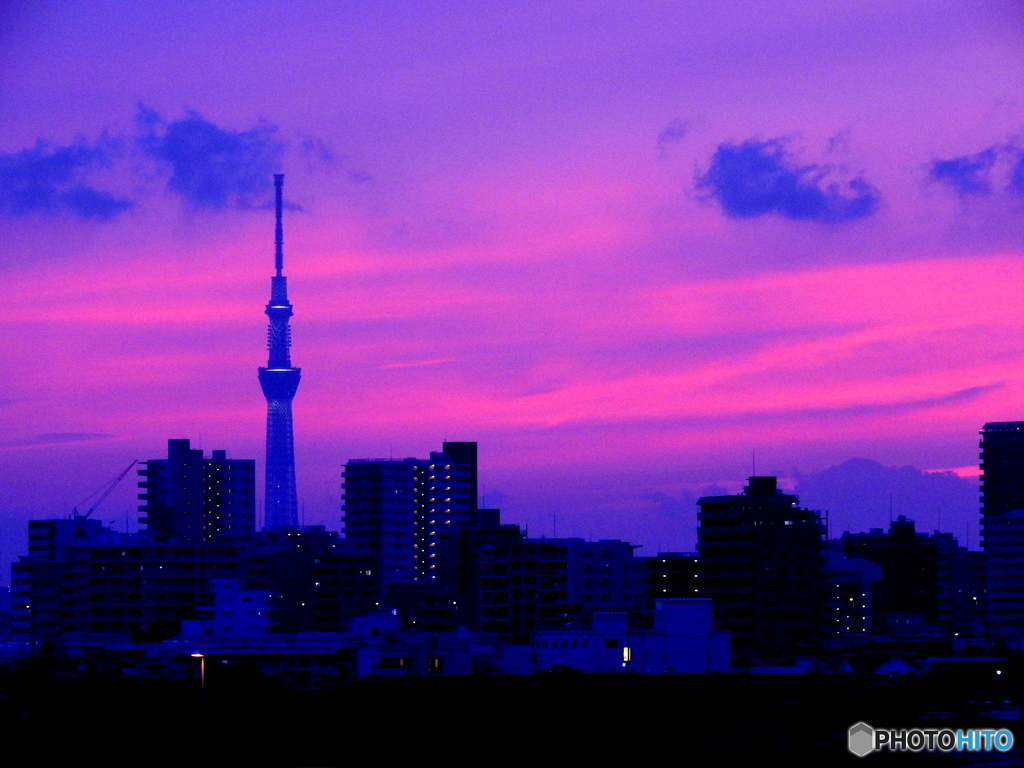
{"left": 3, "top": 2, "right": 1024, "bottom": 571}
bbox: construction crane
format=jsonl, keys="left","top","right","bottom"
{"left": 70, "top": 460, "right": 138, "bottom": 521}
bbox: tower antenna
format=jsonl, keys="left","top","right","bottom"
{"left": 274, "top": 174, "right": 284, "bottom": 276}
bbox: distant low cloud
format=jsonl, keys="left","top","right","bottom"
{"left": 640, "top": 490, "right": 696, "bottom": 517}
{"left": 657, "top": 119, "right": 690, "bottom": 158}
{"left": 0, "top": 432, "right": 114, "bottom": 449}
{"left": 136, "top": 105, "right": 284, "bottom": 210}
{"left": 0, "top": 137, "right": 131, "bottom": 220}
{"left": 796, "top": 457, "right": 977, "bottom": 538}
{"left": 696, "top": 138, "right": 881, "bottom": 223}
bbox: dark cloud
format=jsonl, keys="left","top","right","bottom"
{"left": 1009, "top": 149, "right": 1024, "bottom": 195}
{"left": 657, "top": 119, "right": 690, "bottom": 157}
{"left": 695, "top": 138, "right": 881, "bottom": 223}
{"left": 300, "top": 136, "right": 371, "bottom": 183}
{"left": 300, "top": 137, "right": 334, "bottom": 164}
{"left": 928, "top": 147, "right": 997, "bottom": 195}
{"left": 136, "top": 105, "right": 284, "bottom": 210}
{"left": 640, "top": 491, "right": 691, "bottom": 516}
{"left": 0, "top": 136, "right": 131, "bottom": 220}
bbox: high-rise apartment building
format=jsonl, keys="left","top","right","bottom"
{"left": 138, "top": 438, "right": 255, "bottom": 542}
{"left": 341, "top": 441, "right": 479, "bottom": 594}
{"left": 342, "top": 458, "right": 420, "bottom": 588}
{"left": 416, "top": 442, "right": 478, "bottom": 589}
{"left": 980, "top": 421, "right": 1024, "bottom": 636}
{"left": 697, "top": 476, "right": 824, "bottom": 658}
{"left": 980, "top": 422, "right": 1024, "bottom": 635}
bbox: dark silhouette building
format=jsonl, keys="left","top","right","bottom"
{"left": 259, "top": 174, "right": 301, "bottom": 529}
{"left": 697, "top": 476, "right": 824, "bottom": 659}
{"left": 840, "top": 516, "right": 972, "bottom": 635}
{"left": 644, "top": 552, "right": 700, "bottom": 604}
{"left": 12, "top": 519, "right": 378, "bottom": 638}
{"left": 246, "top": 527, "right": 377, "bottom": 632}
{"left": 478, "top": 537, "right": 644, "bottom": 639}
{"left": 138, "top": 439, "right": 255, "bottom": 542}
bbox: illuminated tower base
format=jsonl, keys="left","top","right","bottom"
{"left": 260, "top": 369, "right": 300, "bottom": 528}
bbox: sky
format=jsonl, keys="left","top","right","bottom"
{"left": 3, "top": 1, "right": 1024, "bottom": 575}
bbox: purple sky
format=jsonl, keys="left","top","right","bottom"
{"left": 3, "top": 2, "right": 1024, "bottom": 575}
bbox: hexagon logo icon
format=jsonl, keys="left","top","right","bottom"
{"left": 848, "top": 722, "right": 875, "bottom": 757}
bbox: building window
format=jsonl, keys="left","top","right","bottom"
{"left": 605, "top": 638, "right": 619, "bottom": 648}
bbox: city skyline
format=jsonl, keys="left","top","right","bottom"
{"left": 3, "top": 3, "right": 1023, "bottom": 573}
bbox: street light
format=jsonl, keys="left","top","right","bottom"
{"left": 191, "top": 652, "right": 205, "bottom": 707}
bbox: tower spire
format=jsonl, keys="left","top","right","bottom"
{"left": 274, "top": 173, "right": 283, "bottom": 277}
{"left": 258, "top": 174, "right": 301, "bottom": 529}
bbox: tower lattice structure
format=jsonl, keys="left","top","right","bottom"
{"left": 258, "top": 174, "right": 301, "bottom": 529}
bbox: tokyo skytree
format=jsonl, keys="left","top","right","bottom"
{"left": 258, "top": 174, "right": 301, "bottom": 529}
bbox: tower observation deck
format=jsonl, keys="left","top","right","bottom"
{"left": 258, "top": 174, "right": 301, "bottom": 529}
